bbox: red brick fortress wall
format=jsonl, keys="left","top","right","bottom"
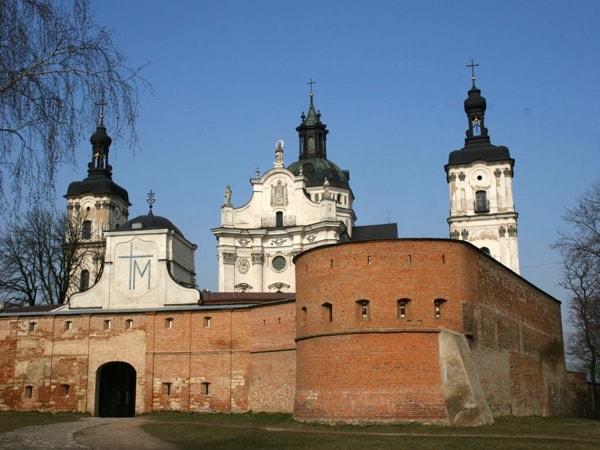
{"left": 293, "top": 239, "right": 570, "bottom": 423}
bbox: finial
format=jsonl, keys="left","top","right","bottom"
{"left": 96, "top": 100, "right": 107, "bottom": 126}
{"left": 147, "top": 190, "right": 156, "bottom": 212}
{"left": 466, "top": 59, "right": 479, "bottom": 86}
{"left": 307, "top": 78, "right": 316, "bottom": 100}
{"left": 255, "top": 167, "right": 260, "bottom": 179}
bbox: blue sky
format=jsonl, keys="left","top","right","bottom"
{"left": 56, "top": 0, "right": 600, "bottom": 310}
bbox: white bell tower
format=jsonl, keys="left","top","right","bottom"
{"left": 445, "top": 63, "right": 519, "bottom": 273}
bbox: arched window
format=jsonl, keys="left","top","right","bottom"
{"left": 481, "top": 247, "right": 491, "bottom": 256}
{"left": 475, "top": 190, "right": 488, "bottom": 213}
{"left": 80, "top": 270, "right": 90, "bottom": 291}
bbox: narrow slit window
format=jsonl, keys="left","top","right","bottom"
{"left": 203, "top": 316, "right": 211, "bottom": 328}
{"left": 322, "top": 302, "right": 333, "bottom": 323}
{"left": 163, "top": 382, "right": 171, "bottom": 396}
{"left": 398, "top": 299, "right": 410, "bottom": 318}
{"left": 202, "top": 382, "right": 211, "bottom": 395}
{"left": 356, "top": 300, "right": 370, "bottom": 320}
{"left": 434, "top": 299, "right": 447, "bottom": 318}
{"left": 165, "top": 318, "right": 174, "bottom": 329}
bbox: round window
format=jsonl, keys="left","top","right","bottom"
{"left": 272, "top": 255, "right": 286, "bottom": 271}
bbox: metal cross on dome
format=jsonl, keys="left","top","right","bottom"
{"left": 307, "top": 78, "right": 316, "bottom": 95}
{"left": 467, "top": 59, "right": 479, "bottom": 84}
{"left": 147, "top": 190, "right": 156, "bottom": 211}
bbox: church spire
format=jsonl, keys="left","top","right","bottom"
{"left": 296, "top": 78, "right": 328, "bottom": 160}
{"left": 88, "top": 107, "right": 113, "bottom": 176}
{"left": 463, "top": 59, "right": 490, "bottom": 147}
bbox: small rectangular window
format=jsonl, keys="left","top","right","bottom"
{"left": 103, "top": 319, "right": 111, "bottom": 330}
{"left": 28, "top": 322, "right": 37, "bottom": 332}
{"left": 203, "top": 316, "right": 211, "bottom": 328}
{"left": 61, "top": 384, "right": 70, "bottom": 398}
{"left": 163, "top": 382, "right": 171, "bottom": 396}
{"left": 201, "top": 382, "right": 211, "bottom": 395}
{"left": 356, "top": 300, "right": 369, "bottom": 320}
{"left": 434, "top": 299, "right": 446, "bottom": 318}
{"left": 125, "top": 319, "right": 133, "bottom": 329}
{"left": 398, "top": 300, "right": 409, "bottom": 319}
{"left": 64, "top": 321, "right": 72, "bottom": 331}
{"left": 24, "top": 385, "right": 33, "bottom": 399}
{"left": 82, "top": 220, "right": 92, "bottom": 239}
{"left": 322, "top": 303, "right": 333, "bottom": 323}
{"left": 165, "top": 318, "right": 173, "bottom": 329}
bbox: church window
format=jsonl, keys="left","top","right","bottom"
{"left": 125, "top": 319, "right": 133, "bottom": 329}
{"left": 103, "top": 319, "right": 111, "bottom": 330}
{"left": 61, "top": 384, "right": 70, "bottom": 397}
{"left": 202, "top": 382, "right": 211, "bottom": 395}
{"left": 64, "top": 321, "right": 72, "bottom": 331}
{"left": 475, "top": 190, "right": 489, "bottom": 213}
{"left": 28, "top": 321, "right": 37, "bottom": 332}
{"left": 203, "top": 316, "right": 211, "bottom": 328}
{"left": 165, "top": 318, "right": 173, "bottom": 329}
{"left": 163, "top": 382, "right": 171, "bottom": 396}
{"left": 276, "top": 211, "right": 283, "bottom": 227}
{"left": 357, "top": 300, "right": 370, "bottom": 320}
{"left": 82, "top": 220, "right": 92, "bottom": 239}
{"left": 434, "top": 299, "right": 447, "bottom": 318}
{"left": 24, "top": 385, "right": 33, "bottom": 399}
{"left": 322, "top": 302, "right": 333, "bottom": 322}
{"left": 80, "top": 270, "right": 90, "bottom": 291}
{"left": 272, "top": 255, "right": 286, "bottom": 272}
{"left": 398, "top": 299, "right": 410, "bottom": 318}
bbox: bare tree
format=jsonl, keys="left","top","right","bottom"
{"left": 0, "top": 0, "right": 147, "bottom": 199}
{"left": 553, "top": 180, "right": 600, "bottom": 418}
{"left": 0, "top": 206, "right": 104, "bottom": 306}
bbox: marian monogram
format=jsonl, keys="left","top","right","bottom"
{"left": 118, "top": 242, "right": 153, "bottom": 289}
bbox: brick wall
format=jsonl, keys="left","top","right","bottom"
{"left": 294, "top": 238, "right": 571, "bottom": 422}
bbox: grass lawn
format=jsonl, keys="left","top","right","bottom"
{"left": 139, "top": 413, "right": 600, "bottom": 450}
{"left": 1, "top": 411, "right": 599, "bottom": 449}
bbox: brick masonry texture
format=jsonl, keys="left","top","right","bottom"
{"left": 0, "top": 238, "right": 579, "bottom": 424}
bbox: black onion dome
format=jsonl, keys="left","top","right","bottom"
{"left": 119, "top": 210, "right": 183, "bottom": 236}
{"left": 447, "top": 78, "right": 513, "bottom": 168}
{"left": 287, "top": 158, "right": 350, "bottom": 189}
{"left": 464, "top": 85, "right": 487, "bottom": 113}
{"left": 90, "top": 124, "right": 112, "bottom": 147}
{"left": 65, "top": 121, "right": 129, "bottom": 204}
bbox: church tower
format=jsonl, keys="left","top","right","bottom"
{"left": 445, "top": 64, "right": 520, "bottom": 273}
{"left": 212, "top": 89, "right": 356, "bottom": 292}
{"left": 64, "top": 116, "right": 130, "bottom": 295}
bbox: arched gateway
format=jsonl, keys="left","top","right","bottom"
{"left": 96, "top": 362, "right": 136, "bottom": 417}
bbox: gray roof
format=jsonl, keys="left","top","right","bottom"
{"left": 352, "top": 223, "right": 398, "bottom": 241}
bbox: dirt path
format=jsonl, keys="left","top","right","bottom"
{"left": 74, "top": 417, "right": 178, "bottom": 450}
